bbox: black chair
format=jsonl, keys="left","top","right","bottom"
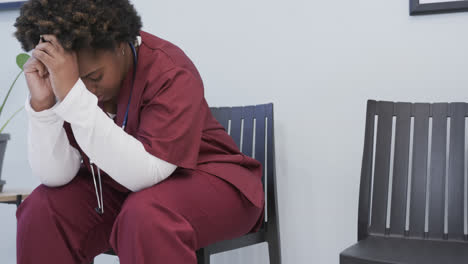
{"left": 94, "top": 103, "right": 281, "bottom": 264}
{"left": 340, "top": 100, "right": 468, "bottom": 264}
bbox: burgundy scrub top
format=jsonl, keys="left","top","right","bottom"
{"left": 63, "top": 30, "right": 264, "bottom": 209}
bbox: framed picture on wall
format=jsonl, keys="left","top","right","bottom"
{"left": 0, "top": 1, "right": 26, "bottom": 10}
{"left": 410, "top": 0, "right": 468, "bottom": 15}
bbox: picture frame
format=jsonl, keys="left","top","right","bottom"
{"left": 410, "top": 0, "right": 468, "bottom": 15}
{"left": 0, "top": 1, "right": 25, "bottom": 10}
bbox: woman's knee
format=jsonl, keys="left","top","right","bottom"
{"left": 16, "top": 185, "right": 56, "bottom": 222}
{"left": 114, "top": 193, "right": 180, "bottom": 233}
{"left": 111, "top": 193, "right": 198, "bottom": 250}
{"left": 16, "top": 178, "right": 87, "bottom": 229}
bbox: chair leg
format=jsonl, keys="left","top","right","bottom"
{"left": 268, "top": 241, "right": 281, "bottom": 264}
{"left": 196, "top": 248, "right": 210, "bottom": 264}
{"left": 268, "top": 235, "right": 281, "bottom": 264}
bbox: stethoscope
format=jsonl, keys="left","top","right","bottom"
{"left": 89, "top": 40, "right": 138, "bottom": 215}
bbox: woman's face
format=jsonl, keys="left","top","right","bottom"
{"left": 76, "top": 43, "right": 128, "bottom": 103}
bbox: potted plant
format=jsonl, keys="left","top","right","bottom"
{"left": 0, "top": 53, "right": 30, "bottom": 192}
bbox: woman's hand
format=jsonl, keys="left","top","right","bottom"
{"left": 32, "top": 34, "right": 79, "bottom": 102}
{"left": 23, "top": 43, "right": 55, "bottom": 111}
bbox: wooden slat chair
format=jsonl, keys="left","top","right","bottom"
{"left": 94, "top": 103, "right": 281, "bottom": 264}
{"left": 340, "top": 100, "right": 468, "bottom": 264}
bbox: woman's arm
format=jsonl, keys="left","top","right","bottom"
{"left": 52, "top": 78, "right": 177, "bottom": 192}
{"left": 25, "top": 96, "right": 82, "bottom": 187}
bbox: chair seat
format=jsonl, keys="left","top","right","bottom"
{"left": 340, "top": 235, "right": 468, "bottom": 264}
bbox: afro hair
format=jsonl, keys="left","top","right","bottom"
{"left": 14, "top": 0, "right": 143, "bottom": 52}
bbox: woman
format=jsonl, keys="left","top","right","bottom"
{"left": 14, "top": 0, "right": 265, "bottom": 263}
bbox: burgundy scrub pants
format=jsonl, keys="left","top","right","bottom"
{"left": 16, "top": 167, "right": 264, "bottom": 264}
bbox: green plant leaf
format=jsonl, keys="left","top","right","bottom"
{"left": 0, "top": 70, "right": 22, "bottom": 119}
{"left": 16, "top": 53, "right": 30, "bottom": 70}
{"left": 0, "top": 106, "right": 23, "bottom": 134}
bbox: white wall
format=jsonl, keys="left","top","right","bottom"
{"left": 1, "top": 0, "right": 468, "bottom": 263}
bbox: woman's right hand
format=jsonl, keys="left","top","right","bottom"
{"left": 24, "top": 44, "right": 56, "bottom": 112}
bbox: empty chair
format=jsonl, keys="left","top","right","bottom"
{"left": 341, "top": 100, "right": 468, "bottom": 264}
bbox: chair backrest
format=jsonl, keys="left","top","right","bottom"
{"left": 209, "top": 103, "right": 277, "bottom": 226}
{"left": 358, "top": 100, "right": 468, "bottom": 242}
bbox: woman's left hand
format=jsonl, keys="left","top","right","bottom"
{"left": 32, "top": 34, "right": 79, "bottom": 102}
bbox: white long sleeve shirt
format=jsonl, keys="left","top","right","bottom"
{"left": 26, "top": 78, "right": 177, "bottom": 192}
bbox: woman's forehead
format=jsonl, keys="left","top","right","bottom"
{"left": 77, "top": 48, "right": 112, "bottom": 76}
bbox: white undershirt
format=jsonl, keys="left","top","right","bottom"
{"left": 106, "top": 112, "right": 116, "bottom": 119}
{"left": 25, "top": 77, "right": 177, "bottom": 192}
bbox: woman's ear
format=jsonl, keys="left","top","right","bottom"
{"left": 116, "top": 42, "right": 126, "bottom": 57}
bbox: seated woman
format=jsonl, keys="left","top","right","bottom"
{"left": 14, "top": 0, "right": 265, "bottom": 263}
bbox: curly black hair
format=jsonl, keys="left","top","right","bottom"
{"left": 14, "top": 0, "right": 143, "bottom": 52}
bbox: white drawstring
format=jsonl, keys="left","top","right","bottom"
{"left": 90, "top": 159, "right": 104, "bottom": 215}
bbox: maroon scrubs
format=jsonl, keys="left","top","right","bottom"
{"left": 16, "top": 31, "right": 264, "bottom": 264}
